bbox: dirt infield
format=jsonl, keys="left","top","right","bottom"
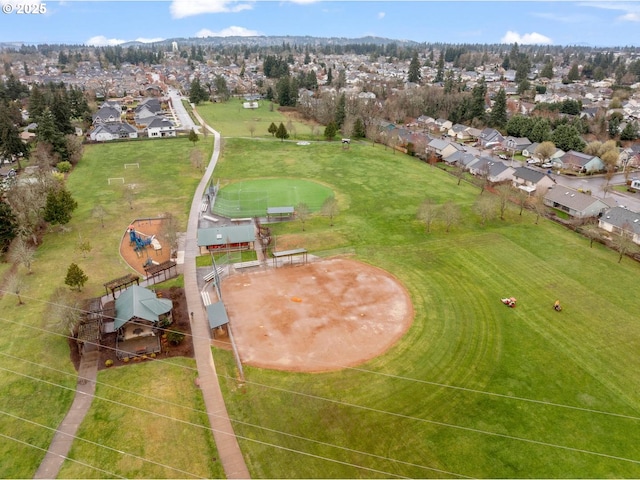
{"left": 220, "top": 258, "right": 414, "bottom": 373}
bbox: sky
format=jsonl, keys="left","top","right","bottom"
{"left": 0, "top": 0, "right": 639, "bottom": 48}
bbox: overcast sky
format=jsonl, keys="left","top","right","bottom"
{"left": 1, "top": 1, "right": 639, "bottom": 48}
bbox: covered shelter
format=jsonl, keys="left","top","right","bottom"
{"left": 104, "top": 273, "right": 140, "bottom": 299}
{"left": 144, "top": 260, "right": 178, "bottom": 283}
{"left": 197, "top": 224, "right": 256, "bottom": 254}
{"left": 266, "top": 206, "right": 295, "bottom": 222}
{"left": 206, "top": 301, "right": 230, "bottom": 339}
{"left": 272, "top": 248, "right": 308, "bottom": 267}
{"left": 114, "top": 285, "right": 173, "bottom": 358}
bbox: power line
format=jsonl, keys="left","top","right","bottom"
{"left": 0, "top": 353, "right": 469, "bottom": 478}
{"left": 0, "top": 432, "right": 125, "bottom": 479}
{"left": 0, "top": 410, "right": 202, "bottom": 479}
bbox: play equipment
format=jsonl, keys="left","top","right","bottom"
{"left": 128, "top": 226, "right": 155, "bottom": 252}
{"left": 554, "top": 300, "right": 562, "bottom": 312}
{"left": 501, "top": 297, "right": 517, "bottom": 308}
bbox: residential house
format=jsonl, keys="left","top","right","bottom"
{"left": 468, "top": 157, "right": 515, "bottom": 183}
{"left": 90, "top": 122, "right": 138, "bottom": 141}
{"left": 544, "top": 185, "right": 614, "bottom": 218}
{"left": 512, "top": 166, "right": 555, "bottom": 194}
{"left": 92, "top": 105, "right": 122, "bottom": 124}
{"left": 502, "top": 136, "right": 532, "bottom": 154}
{"left": 435, "top": 118, "right": 453, "bottom": 132}
{"left": 599, "top": 207, "right": 640, "bottom": 245}
{"left": 426, "top": 138, "right": 450, "bottom": 158}
{"left": 146, "top": 118, "right": 176, "bottom": 138}
{"left": 197, "top": 224, "right": 256, "bottom": 254}
{"left": 478, "top": 127, "right": 504, "bottom": 148}
{"left": 447, "top": 124, "right": 472, "bottom": 142}
{"left": 559, "top": 150, "right": 605, "bottom": 173}
{"left": 114, "top": 285, "right": 173, "bottom": 358}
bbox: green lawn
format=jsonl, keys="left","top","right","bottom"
{"left": 3, "top": 129, "right": 640, "bottom": 478}
{"left": 207, "top": 138, "right": 640, "bottom": 478}
{"left": 194, "top": 99, "right": 317, "bottom": 139}
{"left": 0, "top": 137, "right": 216, "bottom": 478}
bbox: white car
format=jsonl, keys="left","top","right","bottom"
{"left": 527, "top": 159, "right": 540, "bottom": 165}
{"left": 541, "top": 163, "right": 553, "bottom": 168}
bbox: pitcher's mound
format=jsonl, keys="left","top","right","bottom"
{"left": 220, "top": 258, "right": 414, "bottom": 372}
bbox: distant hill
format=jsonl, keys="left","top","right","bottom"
{"left": 119, "top": 35, "right": 420, "bottom": 48}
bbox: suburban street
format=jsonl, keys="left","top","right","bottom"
{"left": 168, "top": 87, "right": 200, "bottom": 133}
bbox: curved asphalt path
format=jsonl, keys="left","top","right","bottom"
{"left": 183, "top": 109, "right": 251, "bottom": 479}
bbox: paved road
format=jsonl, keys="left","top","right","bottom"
{"left": 168, "top": 88, "right": 200, "bottom": 133}
{"left": 550, "top": 171, "right": 640, "bottom": 211}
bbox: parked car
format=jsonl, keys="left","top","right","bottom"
{"left": 498, "top": 154, "right": 507, "bottom": 160}
{"left": 527, "top": 159, "right": 540, "bottom": 165}
{"left": 541, "top": 162, "right": 553, "bottom": 168}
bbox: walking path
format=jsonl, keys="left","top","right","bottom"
{"left": 183, "top": 109, "right": 251, "bottom": 478}
{"left": 33, "top": 350, "right": 99, "bottom": 479}
{"left": 35, "top": 107, "right": 250, "bottom": 479}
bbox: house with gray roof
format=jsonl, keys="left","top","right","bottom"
{"left": 146, "top": 117, "right": 176, "bottom": 138}
{"left": 599, "top": 207, "right": 640, "bottom": 245}
{"left": 92, "top": 105, "right": 122, "bottom": 124}
{"left": 544, "top": 185, "right": 614, "bottom": 218}
{"left": 512, "top": 166, "right": 555, "bottom": 194}
{"left": 89, "top": 122, "right": 138, "bottom": 142}
{"left": 559, "top": 150, "right": 605, "bottom": 173}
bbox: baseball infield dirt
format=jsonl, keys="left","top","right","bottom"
{"left": 220, "top": 257, "right": 414, "bottom": 373}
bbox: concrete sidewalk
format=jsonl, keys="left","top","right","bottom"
{"left": 34, "top": 349, "right": 99, "bottom": 479}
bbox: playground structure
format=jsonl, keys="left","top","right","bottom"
{"left": 128, "top": 225, "right": 157, "bottom": 257}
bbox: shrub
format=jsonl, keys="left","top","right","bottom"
{"left": 105, "top": 359, "right": 113, "bottom": 367}
{"left": 166, "top": 330, "right": 185, "bottom": 345}
{"left": 56, "top": 161, "right": 72, "bottom": 173}
{"left": 122, "top": 357, "right": 130, "bottom": 363}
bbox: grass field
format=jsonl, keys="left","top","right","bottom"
{"left": 207, "top": 137, "right": 640, "bottom": 478}
{"left": 194, "top": 99, "right": 317, "bottom": 139}
{"left": 2, "top": 115, "right": 640, "bottom": 478}
{"left": 0, "top": 137, "right": 219, "bottom": 478}
{"left": 213, "top": 178, "right": 333, "bottom": 217}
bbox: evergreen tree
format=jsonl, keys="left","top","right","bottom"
{"left": 188, "top": 77, "right": 208, "bottom": 104}
{"left": 268, "top": 122, "right": 277, "bottom": 136}
{"left": 567, "top": 63, "right": 580, "bottom": 82}
{"left": 551, "top": 124, "right": 586, "bottom": 152}
{"left": 408, "top": 51, "right": 421, "bottom": 84}
{"left": 326, "top": 67, "right": 333, "bottom": 85}
{"left": 470, "top": 76, "right": 487, "bottom": 122}
{"left": 541, "top": 61, "right": 554, "bottom": 79}
{"left": 275, "top": 122, "right": 289, "bottom": 141}
{"left": 324, "top": 121, "right": 337, "bottom": 140}
{"left": 435, "top": 52, "right": 444, "bottom": 83}
{"left": 621, "top": 121, "right": 639, "bottom": 141}
{"left": 188, "top": 128, "right": 199, "bottom": 146}
{"left": 352, "top": 118, "right": 366, "bottom": 138}
{"left": 44, "top": 187, "right": 78, "bottom": 225}
{"left": 489, "top": 87, "right": 507, "bottom": 128}
{"left": 65, "top": 263, "right": 88, "bottom": 291}
{"left": 0, "top": 201, "right": 17, "bottom": 253}
{"left": 0, "top": 102, "right": 30, "bottom": 169}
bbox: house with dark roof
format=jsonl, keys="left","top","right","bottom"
{"left": 502, "top": 136, "right": 532, "bottom": 153}
{"left": 92, "top": 105, "right": 122, "bottom": 124}
{"left": 599, "top": 206, "right": 640, "bottom": 245}
{"left": 544, "top": 185, "right": 614, "bottom": 218}
{"left": 559, "top": 150, "right": 605, "bottom": 173}
{"left": 146, "top": 117, "right": 176, "bottom": 138}
{"left": 478, "top": 127, "right": 504, "bottom": 148}
{"left": 89, "top": 122, "right": 138, "bottom": 141}
{"left": 512, "top": 166, "right": 555, "bottom": 194}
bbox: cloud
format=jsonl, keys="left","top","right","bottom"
{"left": 85, "top": 35, "right": 126, "bottom": 46}
{"left": 135, "top": 37, "right": 165, "bottom": 43}
{"left": 170, "top": 0, "right": 253, "bottom": 19}
{"left": 377, "top": 11, "right": 385, "bottom": 19}
{"left": 196, "top": 26, "right": 260, "bottom": 37}
{"left": 501, "top": 31, "right": 553, "bottom": 45}
{"left": 578, "top": 2, "right": 640, "bottom": 21}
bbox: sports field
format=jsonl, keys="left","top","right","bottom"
{"left": 213, "top": 178, "right": 333, "bottom": 217}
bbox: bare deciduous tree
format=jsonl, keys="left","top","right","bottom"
{"left": 7, "top": 272, "right": 26, "bottom": 305}
{"left": 321, "top": 196, "right": 339, "bottom": 227}
{"left": 473, "top": 194, "right": 497, "bottom": 226}
{"left": 190, "top": 148, "right": 204, "bottom": 171}
{"left": 91, "top": 204, "right": 107, "bottom": 228}
{"left": 47, "top": 286, "right": 83, "bottom": 336}
{"left": 495, "top": 184, "right": 513, "bottom": 220}
{"left": 440, "top": 200, "right": 461, "bottom": 233}
{"left": 248, "top": 122, "right": 256, "bottom": 138}
{"left": 417, "top": 197, "right": 438, "bottom": 233}
{"left": 581, "top": 223, "right": 602, "bottom": 248}
{"left": 296, "top": 202, "right": 311, "bottom": 232}
{"left": 9, "top": 237, "right": 35, "bottom": 274}
{"left": 161, "top": 212, "right": 180, "bottom": 256}
{"left": 612, "top": 223, "right": 639, "bottom": 263}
